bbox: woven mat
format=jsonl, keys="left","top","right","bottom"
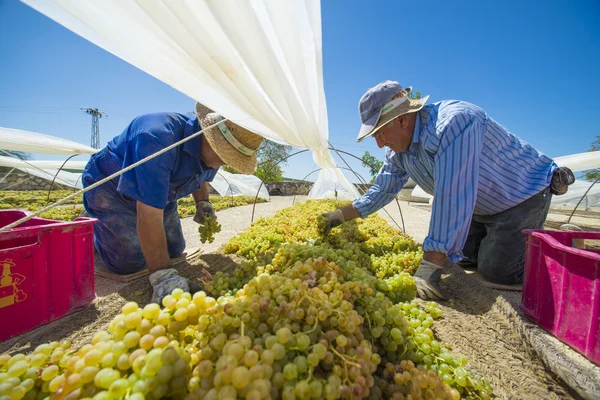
{"left": 463, "top": 269, "right": 523, "bottom": 291}
{"left": 2, "top": 255, "right": 598, "bottom": 399}
{"left": 432, "top": 263, "right": 600, "bottom": 400}
{"left": 93, "top": 247, "right": 202, "bottom": 282}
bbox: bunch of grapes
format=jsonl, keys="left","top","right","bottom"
{"left": 0, "top": 300, "right": 194, "bottom": 400}
{"left": 198, "top": 216, "right": 222, "bottom": 244}
{"left": 397, "top": 301, "right": 493, "bottom": 399}
{"left": 375, "top": 360, "right": 460, "bottom": 400}
{"left": 204, "top": 271, "right": 233, "bottom": 298}
{"left": 370, "top": 251, "right": 422, "bottom": 278}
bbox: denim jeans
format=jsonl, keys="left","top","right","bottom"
{"left": 459, "top": 187, "right": 552, "bottom": 284}
{"left": 82, "top": 181, "right": 186, "bottom": 274}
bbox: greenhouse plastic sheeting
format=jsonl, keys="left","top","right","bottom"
{"left": 1, "top": 167, "right": 84, "bottom": 189}
{"left": 0, "top": 156, "right": 88, "bottom": 171}
{"left": 555, "top": 152, "right": 600, "bottom": 173}
{"left": 0, "top": 127, "right": 97, "bottom": 155}
{"left": 551, "top": 180, "right": 600, "bottom": 209}
{"left": 23, "top": 0, "right": 359, "bottom": 201}
{"left": 410, "top": 185, "right": 433, "bottom": 204}
{"left": 210, "top": 170, "right": 270, "bottom": 200}
{"left": 309, "top": 167, "right": 359, "bottom": 201}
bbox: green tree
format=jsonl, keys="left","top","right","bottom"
{"left": 409, "top": 90, "right": 422, "bottom": 100}
{"left": 224, "top": 140, "right": 293, "bottom": 182}
{"left": 584, "top": 136, "right": 600, "bottom": 181}
{"left": 361, "top": 151, "right": 384, "bottom": 183}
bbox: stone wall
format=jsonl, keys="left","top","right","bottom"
{"left": 264, "top": 182, "right": 372, "bottom": 196}
{"left": 0, "top": 167, "right": 72, "bottom": 191}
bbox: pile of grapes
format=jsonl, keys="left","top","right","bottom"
{"left": 0, "top": 200, "right": 492, "bottom": 399}
{"left": 219, "top": 200, "right": 423, "bottom": 303}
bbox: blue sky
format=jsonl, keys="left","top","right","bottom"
{"left": 1, "top": 0, "right": 599, "bottom": 183}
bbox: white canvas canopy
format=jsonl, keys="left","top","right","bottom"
{"left": 22, "top": 0, "right": 359, "bottom": 200}
{"left": 0, "top": 127, "right": 97, "bottom": 155}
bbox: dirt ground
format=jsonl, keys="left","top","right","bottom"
{"left": 2, "top": 197, "right": 599, "bottom": 399}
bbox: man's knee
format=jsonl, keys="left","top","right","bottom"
{"left": 477, "top": 256, "right": 524, "bottom": 284}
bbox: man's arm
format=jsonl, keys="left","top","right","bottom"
{"left": 423, "top": 113, "right": 485, "bottom": 265}
{"left": 352, "top": 155, "right": 408, "bottom": 219}
{"left": 192, "top": 182, "right": 210, "bottom": 203}
{"left": 137, "top": 201, "right": 170, "bottom": 272}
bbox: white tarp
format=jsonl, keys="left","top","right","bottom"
{"left": 0, "top": 156, "right": 87, "bottom": 171}
{"left": 555, "top": 151, "right": 600, "bottom": 173}
{"left": 22, "top": 0, "right": 359, "bottom": 200}
{"left": 210, "top": 170, "right": 270, "bottom": 200}
{"left": 0, "top": 127, "right": 97, "bottom": 155}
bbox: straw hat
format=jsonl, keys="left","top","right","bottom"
{"left": 195, "top": 103, "right": 264, "bottom": 174}
{"left": 356, "top": 81, "right": 430, "bottom": 142}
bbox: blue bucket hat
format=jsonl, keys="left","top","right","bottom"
{"left": 356, "top": 80, "right": 429, "bottom": 142}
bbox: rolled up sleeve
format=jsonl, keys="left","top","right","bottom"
{"left": 423, "top": 114, "right": 484, "bottom": 262}
{"left": 353, "top": 157, "right": 407, "bottom": 218}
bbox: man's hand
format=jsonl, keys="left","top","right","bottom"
{"left": 321, "top": 209, "right": 345, "bottom": 235}
{"left": 194, "top": 200, "right": 216, "bottom": 224}
{"left": 149, "top": 268, "right": 189, "bottom": 304}
{"left": 414, "top": 259, "right": 447, "bottom": 301}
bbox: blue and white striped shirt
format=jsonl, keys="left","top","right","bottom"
{"left": 353, "top": 100, "right": 557, "bottom": 262}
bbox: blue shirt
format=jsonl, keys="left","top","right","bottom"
{"left": 353, "top": 100, "right": 557, "bottom": 262}
{"left": 83, "top": 112, "right": 218, "bottom": 210}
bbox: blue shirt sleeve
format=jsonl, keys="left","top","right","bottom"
{"left": 352, "top": 151, "right": 408, "bottom": 218}
{"left": 117, "top": 132, "right": 175, "bottom": 209}
{"left": 423, "top": 113, "right": 484, "bottom": 262}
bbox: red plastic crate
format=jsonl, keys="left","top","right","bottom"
{"left": 521, "top": 229, "right": 600, "bottom": 365}
{"left": 0, "top": 210, "right": 97, "bottom": 342}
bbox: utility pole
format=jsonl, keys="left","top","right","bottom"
{"left": 81, "top": 108, "right": 107, "bottom": 149}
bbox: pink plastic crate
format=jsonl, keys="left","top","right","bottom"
{"left": 0, "top": 210, "right": 97, "bottom": 342}
{"left": 521, "top": 229, "right": 600, "bottom": 365}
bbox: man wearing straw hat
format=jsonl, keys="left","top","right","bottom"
{"left": 82, "top": 103, "right": 263, "bottom": 303}
{"left": 322, "top": 80, "right": 574, "bottom": 300}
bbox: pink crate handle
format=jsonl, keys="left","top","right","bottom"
{"left": 524, "top": 229, "right": 600, "bottom": 260}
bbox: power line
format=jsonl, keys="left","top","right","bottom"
{"left": 81, "top": 108, "right": 107, "bottom": 149}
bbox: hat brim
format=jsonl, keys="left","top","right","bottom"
{"left": 195, "top": 103, "right": 258, "bottom": 175}
{"left": 356, "top": 109, "right": 383, "bottom": 142}
{"left": 356, "top": 95, "right": 430, "bottom": 142}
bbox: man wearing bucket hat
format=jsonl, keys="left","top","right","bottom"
{"left": 82, "top": 103, "right": 263, "bottom": 303}
{"left": 322, "top": 80, "right": 574, "bottom": 300}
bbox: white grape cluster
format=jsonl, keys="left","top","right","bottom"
{"left": 198, "top": 216, "right": 222, "bottom": 244}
